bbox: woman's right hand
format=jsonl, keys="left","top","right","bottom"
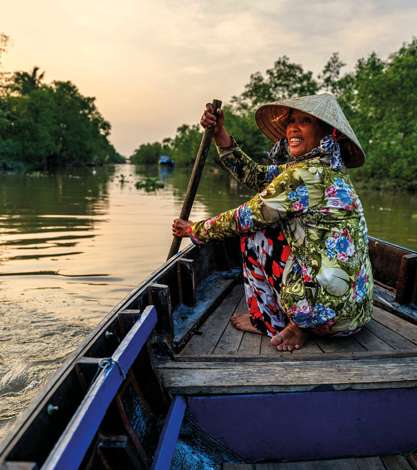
{"left": 200, "top": 103, "right": 224, "bottom": 133}
{"left": 201, "top": 103, "right": 231, "bottom": 148}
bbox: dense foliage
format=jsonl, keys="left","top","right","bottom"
{"left": 0, "top": 38, "right": 124, "bottom": 171}
{"left": 132, "top": 39, "right": 417, "bottom": 190}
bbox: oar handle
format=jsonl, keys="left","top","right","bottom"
{"left": 167, "top": 99, "right": 222, "bottom": 260}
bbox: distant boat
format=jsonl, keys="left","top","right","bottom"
{"left": 1, "top": 236, "right": 417, "bottom": 469}
{"left": 159, "top": 155, "right": 175, "bottom": 167}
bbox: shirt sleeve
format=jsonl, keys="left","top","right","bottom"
{"left": 216, "top": 138, "right": 283, "bottom": 192}
{"left": 191, "top": 166, "right": 310, "bottom": 244}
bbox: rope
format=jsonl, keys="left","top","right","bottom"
{"left": 98, "top": 357, "right": 127, "bottom": 380}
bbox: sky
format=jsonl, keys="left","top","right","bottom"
{"left": 1, "top": 0, "right": 417, "bottom": 157}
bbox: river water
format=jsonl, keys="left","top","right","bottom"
{"left": 0, "top": 163, "right": 416, "bottom": 440}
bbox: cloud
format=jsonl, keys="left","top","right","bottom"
{"left": 2, "top": 0, "right": 417, "bottom": 155}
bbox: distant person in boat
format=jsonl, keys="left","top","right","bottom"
{"left": 172, "top": 94, "right": 373, "bottom": 352}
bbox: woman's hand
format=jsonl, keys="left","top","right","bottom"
{"left": 201, "top": 103, "right": 224, "bottom": 131}
{"left": 200, "top": 103, "right": 232, "bottom": 148}
{"left": 172, "top": 218, "right": 193, "bottom": 238}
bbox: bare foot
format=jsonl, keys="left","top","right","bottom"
{"left": 230, "top": 313, "right": 261, "bottom": 334}
{"left": 271, "top": 324, "right": 309, "bottom": 352}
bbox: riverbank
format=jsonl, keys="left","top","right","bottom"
{"left": 3, "top": 159, "right": 414, "bottom": 193}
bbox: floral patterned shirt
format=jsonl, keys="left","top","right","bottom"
{"left": 191, "top": 142, "right": 374, "bottom": 333}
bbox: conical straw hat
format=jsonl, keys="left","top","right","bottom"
{"left": 255, "top": 93, "right": 365, "bottom": 168}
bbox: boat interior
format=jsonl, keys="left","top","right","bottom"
{"left": 152, "top": 237, "right": 417, "bottom": 397}
{"left": 1, "top": 236, "right": 417, "bottom": 469}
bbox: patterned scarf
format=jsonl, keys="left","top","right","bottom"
{"left": 267, "top": 135, "right": 344, "bottom": 171}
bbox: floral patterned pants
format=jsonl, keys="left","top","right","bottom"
{"left": 240, "top": 227, "right": 361, "bottom": 337}
{"left": 240, "top": 226, "right": 291, "bottom": 337}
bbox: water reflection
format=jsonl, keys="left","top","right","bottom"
{"left": 358, "top": 189, "right": 417, "bottom": 249}
{"left": 158, "top": 165, "right": 175, "bottom": 181}
{"left": 0, "top": 166, "right": 114, "bottom": 269}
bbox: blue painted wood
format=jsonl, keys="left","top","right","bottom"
{"left": 42, "top": 306, "right": 157, "bottom": 470}
{"left": 188, "top": 388, "right": 417, "bottom": 462}
{"left": 151, "top": 396, "right": 186, "bottom": 470}
{"left": 159, "top": 155, "right": 174, "bottom": 165}
{"left": 113, "top": 306, "right": 158, "bottom": 375}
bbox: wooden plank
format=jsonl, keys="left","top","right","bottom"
{"left": 214, "top": 321, "right": 243, "bottom": 354}
{"left": 368, "top": 237, "right": 407, "bottom": 288}
{"left": 156, "top": 356, "right": 417, "bottom": 394}
{"left": 382, "top": 455, "right": 414, "bottom": 470}
{"left": 261, "top": 336, "right": 278, "bottom": 357}
{"left": 213, "top": 296, "right": 246, "bottom": 354}
{"left": 290, "top": 337, "right": 324, "bottom": 355}
{"left": 175, "top": 350, "right": 417, "bottom": 363}
{"left": 354, "top": 327, "right": 394, "bottom": 352}
{"left": 260, "top": 335, "right": 277, "bottom": 356}
{"left": 373, "top": 307, "right": 417, "bottom": 344}
{"left": 180, "top": 285, "right": 243, "bottom": 356}
{"left": 223, "top": 465, "right": 254, "bottom": 470}
{"left": 316, "top": 335, "right": 366, "bottom": 353}
{"left": 148, "top": 283, "right": 172, "bottom": 334}
{"left": 151, "top": 396, "right": 186, "bottom": 470}
{"left": 373, "top": 285, "right": 417, "bottom": 326}
{"left": 256, "top": 463, "right": 309, "bottom": 469}
{"left": 355, "top": 457, "right": 386, "bottom": 470}
{"left": 238, "top": 332, "right": 262, "bottom": 355}
{"left": 177, "top": 258, "right": 197, "bottom": 306}
{"left": 395, "top": 253, "right": 417, "bottom": 304}
{"left": 255, "top": 457, "right": 385, "bottom": 469}
{"left": 41, "top": 306, "right": 157, "bottom": 470}
{"left": 255, "top": 464, "right": 293, "bottom": 470}
{"left": 172, "top": 276, "right": 236, "bottom": 349}
{"left": 366, "top": 320, "right": 416, "bottom": 350}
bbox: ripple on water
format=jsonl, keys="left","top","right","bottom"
{"left": 0, "top": 298, "right": 94, "bottom": 437}
{"left": 0, "top": 363, "right": 33, "bottom": 395}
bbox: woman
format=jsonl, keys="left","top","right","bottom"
{"left": 172, "top": 94, "right": 373, "bottom": 352}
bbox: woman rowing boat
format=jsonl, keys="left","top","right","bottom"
{"left": 172, "top": 94, "right": 374, "bottom": 352}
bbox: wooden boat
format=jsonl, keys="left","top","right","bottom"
{"left": 0, "top": 236, "right": 417, "bottom": 470}
{"left": 159, "top": 155, "right": 175, "bottom": 167}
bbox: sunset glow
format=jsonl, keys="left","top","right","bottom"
{"left": 2, "top": 0, "right": 417, "bottom": 156}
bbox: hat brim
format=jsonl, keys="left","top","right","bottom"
{"left": 255, "top": 103, "right": 365, "bottom": 168}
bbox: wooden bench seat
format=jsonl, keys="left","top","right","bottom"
{"left": 153, "top": 284, "right": 417, "bottom": 395}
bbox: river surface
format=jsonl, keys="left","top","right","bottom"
{"left": 0, "top": 163, "right": 416, "bottom": 441}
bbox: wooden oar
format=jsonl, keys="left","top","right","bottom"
{"left": 167, "top": 99, "right": 222, "bottom": 260}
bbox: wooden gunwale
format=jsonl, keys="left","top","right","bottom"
{"left": 0, "top": 238, "right": 242, "bottom": 467}
{"left": 0, "top": 245, "right": 194, "bottom": 460}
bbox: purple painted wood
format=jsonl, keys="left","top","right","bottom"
{"left": 188, "top": 388, "right": 417, "bottom": 462}
{"left": 42, "top": 306, "right": 157, "bottom": 470}
{"left": 151, "top": 396, "right": 186, "bottom": 470}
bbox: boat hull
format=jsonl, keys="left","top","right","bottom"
{"left": 187, "top": 388, "right": 417, "bottom": 462}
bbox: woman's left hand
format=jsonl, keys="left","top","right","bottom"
{"left": 172, "top": 218, "right": 193, "bottom": 238}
